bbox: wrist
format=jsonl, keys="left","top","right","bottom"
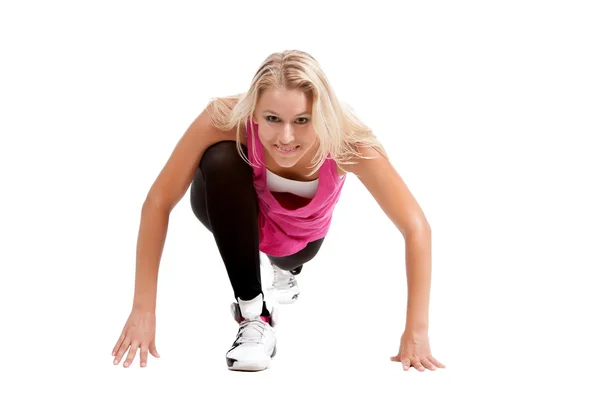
{"left": 132, "top": 297, "right": 156, "bottom": 313}
{"left": 405, "top": 321, "right": 429, "bottom": 333}
{"left": 405, "top": 304, "right": 429, "bottom": 332}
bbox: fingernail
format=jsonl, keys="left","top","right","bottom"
{"left": 124, "top": 362, "right": 129, "bottom": 367}
{"left": 113, "top": 359, "right": 118, "bottom": 365}
{"left": 141, "top": 362, "right": 146, "bottom": 367}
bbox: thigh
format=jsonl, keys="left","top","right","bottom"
{"left": 190, "top": 166, "right": 211, "bottom": 231}
{"left": 267, "top": 237, "right": 325, "bottom": 271}
{"left": 190, "top": 141, "right": 252, "bottom": 232}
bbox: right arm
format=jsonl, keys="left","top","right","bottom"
{"left": 131, "top": 103, "right": 241, "bottom": 312}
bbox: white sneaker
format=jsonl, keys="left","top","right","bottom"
{"left": 226, "top": 293, "right": 278, "bottom": 371}
{"left": 267, "top": 264, "right": 300, "bottom": 304}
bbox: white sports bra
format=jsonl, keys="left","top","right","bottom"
{"left": 266, "top": 169, "right": 319, "bottom": 199}
{"left": 266, "top": 169, "right": 345, "bottom": 199}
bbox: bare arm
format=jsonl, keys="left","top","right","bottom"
{"left": 345, "top": 145, "right": 445, "bottom": 371}
{"left": 130, "top": 102, "right": 241, "bottom": 312}
{"left": 131, "top": 203, "right": 169, "bottom": 312}
{"left": 345, "top": 146, "right": 432, "bottom": 329}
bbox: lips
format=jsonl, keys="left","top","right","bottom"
{"left": 275, "top": 144, "right": 300, "bottom": 153}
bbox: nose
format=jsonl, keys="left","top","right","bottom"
{"left": 278, "top": 123, "right": 295, "bottom": 144}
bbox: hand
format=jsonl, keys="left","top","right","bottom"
{"left": 390, "top": 328, "right": 445, "bottom": 371}
{"left": 112, "top": 308, "right": 160, "bottom": 368}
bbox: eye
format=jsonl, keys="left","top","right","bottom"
{"left": 265, "top": 116, "right": 310, "bottom": 124}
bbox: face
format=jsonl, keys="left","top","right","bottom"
{"left": 253, "top": 87, "right": 317, "bottom": 169}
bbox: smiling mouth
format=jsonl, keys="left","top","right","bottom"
{"left": 274, "top": 144, "right": 300, "bottom": 154}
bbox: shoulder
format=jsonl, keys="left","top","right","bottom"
{"left": 334, "top": 145, "right": 385, "bottom": 177}
{"left": 335, "top": 163, "right": 347, "bottom": 177}
{"left": 206, "top": 95, "right": 248, "bottom": 146}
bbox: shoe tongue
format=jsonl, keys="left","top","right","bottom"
{"left": 237, "top": 294, "right": 264, "bottom": 320}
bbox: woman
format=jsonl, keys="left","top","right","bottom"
{"left": 111, "top": 49, "right": 445, "bottom": 372}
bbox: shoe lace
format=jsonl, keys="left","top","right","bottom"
{"left": 234, "top": 318, "right": 268, "bottom": 344}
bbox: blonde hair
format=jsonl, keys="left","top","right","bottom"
{"left": 207, "top": 49, "right": 387, "bottom": 175}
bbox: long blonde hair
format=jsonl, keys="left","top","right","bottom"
{"left": 207, "top": 49, "right": 387, "bottom": 175}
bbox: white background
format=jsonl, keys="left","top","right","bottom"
{"left": 1, "top": 0, "right": 599, "bottom": 397}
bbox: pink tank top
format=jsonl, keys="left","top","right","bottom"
{"left": 245, "top": 118, "right": 347, "bottom": 256}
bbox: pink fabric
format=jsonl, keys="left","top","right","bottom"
{"left": 245, "top": 118, "right": 346, "bottom": 257}
{"left": 240, "top": 316, "right": 271, "bottom": 323}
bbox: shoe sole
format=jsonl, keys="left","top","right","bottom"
{"left": 227, "top": 346, "right": 277, "bottom": 371}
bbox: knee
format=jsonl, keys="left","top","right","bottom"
{"left": 200, "top": 141, "right": 247, "bottom": 177}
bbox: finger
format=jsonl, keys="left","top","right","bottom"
{"left": 123, "top": 341, "right": 140, "bottom": 368}
{"left": 428, "top": 355, "right": 446, "bottom": 368}
{"left": 401, "top": 358, "right": 411, "bottom": 371}
{"left": 140, "top": 343, "right": 149, "bottom": 368}
{"left": 112, "top": 331, "right": 125, "bottom": 357}
{"left": 113, "top": 338, "right": 131, "bottom": 365}
{"left": 421, "top": 357, "right": 436, "bottom": 371}
{"left": 411, "top": 357, "right": 425, "bottom": 372}
{"left": 149, "top": 341, "right": 161, "bottom": 358}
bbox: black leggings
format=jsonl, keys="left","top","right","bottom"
{"left": 190, "top": 141, "right": 324, "bottom": 301}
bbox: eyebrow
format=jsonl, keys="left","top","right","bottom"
{"left": 263, "top": 109, "right": 310, "bottom": 116}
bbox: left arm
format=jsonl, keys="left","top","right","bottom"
{"left": 345, "top": 146, "right": 444, "bottom": 371}
{"left": 346, "top": 146, "right": 431, "bottom": 330}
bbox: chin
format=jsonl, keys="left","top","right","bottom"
{"left": 273, "top": 154, "right": 300, "bottom": 168}
{"left": 275, "top": 159, "right": 299, "bottom": 168}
